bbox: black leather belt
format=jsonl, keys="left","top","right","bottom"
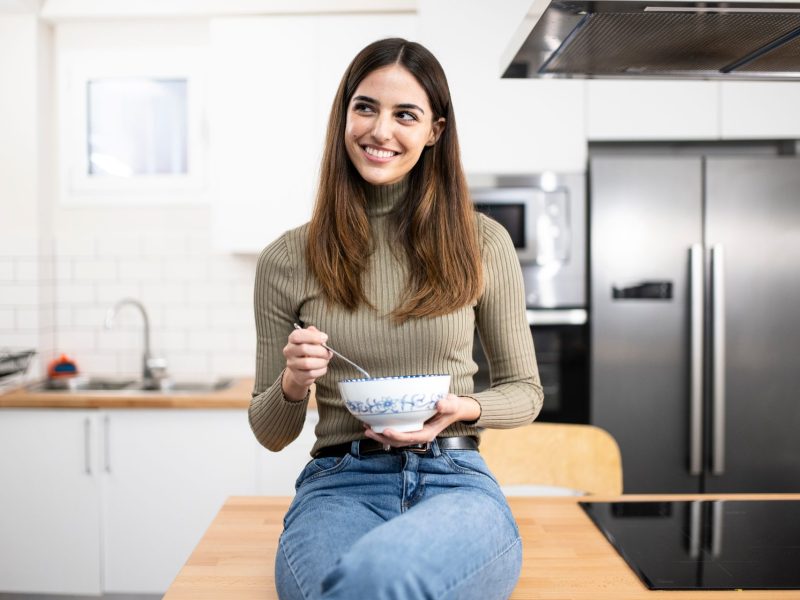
{"left": 314, "top": 435, "right": 479, "bottom": 458}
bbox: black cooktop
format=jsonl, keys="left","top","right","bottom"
{"left": 580, "top": 500, "right": 800, "bottom": 590}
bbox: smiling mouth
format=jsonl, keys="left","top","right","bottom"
{"left": 362, "top": 145, "right": 399, "bottom": 160}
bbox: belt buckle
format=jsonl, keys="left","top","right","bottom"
{"left": 406, "top": 442, "right": 431, "bottom": 454}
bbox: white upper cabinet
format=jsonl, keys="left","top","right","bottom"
{"left": 209, "top": 15, "right": 417, "bottom": 254}
{"left": 586, "top": 80, "right": 720, "bottom": 141}
{"left": 418, "top": 0, "right": 586, "bottom": 174}
{"left": 720, "top": 81, "right": 800, "bottom": 139}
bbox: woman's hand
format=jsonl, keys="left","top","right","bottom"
{"left": 281, "top": 325, "right": 332, "bottom": 401}
{"left": 362, "top": 393, "right": 481, "bottom": 447}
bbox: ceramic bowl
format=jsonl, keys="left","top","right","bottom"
{"left": 338, "top": 374, "right": 451, "bottom": 433}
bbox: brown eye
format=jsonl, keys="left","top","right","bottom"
{"left": 353, "top": 102, "right": 374, "bottom": 113}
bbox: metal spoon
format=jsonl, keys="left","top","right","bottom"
{"left": 293, "top": 323, "right": 371, "bottom": 379}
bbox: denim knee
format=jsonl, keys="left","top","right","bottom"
{"left": 321, "top": 548, "right": 433, "bottom": 600}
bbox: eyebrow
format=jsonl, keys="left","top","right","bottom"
{"left": 353, "top": 95, "right": 425, "bottom": 115}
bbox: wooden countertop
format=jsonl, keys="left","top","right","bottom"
{"left": 0, "top": 378, "right": 318, "bottom": 410}
{"left": 164, "top": 494, "right": 800, "bottom": 600}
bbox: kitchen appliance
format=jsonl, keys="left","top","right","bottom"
{"left": 470, "top": 173, "right": 586, "bottom": 308}
{"left": 581, "top": 500, "right": 800, "bottom": 590}
{"left": 590, "top": 147, "right": 800, "bottom": 492}
{"left": 502, "top": 0, "right": 800, "bottom": 80}
{"left": 470, "top": 174, "right": 589, "bottom": 423}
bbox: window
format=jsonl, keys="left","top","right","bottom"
{"left": 59, "top": 48, "right": 207, "bottom": 204}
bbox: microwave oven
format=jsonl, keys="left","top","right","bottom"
{"left": 471, "top": 186, "right": 564, "bottom": 265}
{"left": 469, "top": 174, "right": 586, "bottom": 308}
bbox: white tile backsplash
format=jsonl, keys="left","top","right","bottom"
{"left": 162, "top": 257, "right": 209, "bottom": 281}
{"left": 14, "top": 259, "right": 39, "bottom": 282}
{"left": 0, "top": 260, "right": 13, "bottom": 281}
{"left": 117, "top": 257, "right": 165, "bottom": 281}
{"left": 140, "top": 280, "right": 185, "bottom": 305}
{"left": 96, "top": 234, "right": 141, "bottom": 257}
{"left": 15, "top": 307, "right": 39, "bottom": 330}
{"left": 162, "top": 305, "right": 209, "bottom": 328}
{"left": 96, "top": 282, "right": 144, "bottom": 305}
{"left": 75, "top": 351, "right": 118, "bottom": 374}
{"left": 55, "top": 257, "right": 73, "bottom": 281}
{"left": 4, "top": 227, "right": 259, "bottom": 380}
{"left": 0, "top": 307, "right": 14, "bottom": 329}
{"left": 141, "top": 234, "right": 187, "bottom": 257}
{"left": 186, "top": 329, "right": 233, "bottom": 352}
{"left": 185, "top": 280, "right": 232, "bottom": 304}
{"left": 0, "top": 331, "right": 39, "bottom": 348}
{"left": 96, "top": 328, "right": 145, "bottom": 352}
{"left": 58, "top": 328, "right": 97, "bottom": 352}
{"left": 0, "top": 235, "right": 37, "bottom": 256}
{"left": 164, "top": 352, "right": 211, "bottom": 377}
{"left": 54, "top": 235, "right": 95, "bottom": 257}
{"left": 58, "top": 281, "right": 95, "bottom": 304}
{"left": 209, "top": 305, "right": 252, "bottom": 328}
{"left": 73, "top": 258, "right": 117, "bottom": 281}
{"left": 71, "top": 306, "right": 109, "bottom": 328}
{"left": 0, "top": 282, "right": 38, "bottom": 306}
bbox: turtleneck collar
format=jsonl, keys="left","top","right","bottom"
{"left": 364, "top": 177, "right": 409, "bottom": 217}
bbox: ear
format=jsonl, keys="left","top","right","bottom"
{"left": 426, "top": 117, "right": 446, "bottom": 146}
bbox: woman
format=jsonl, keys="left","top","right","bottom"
{"left": 250, "top": 38, "right": 543, "bottom": 600}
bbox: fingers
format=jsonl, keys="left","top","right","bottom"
{"left": 361, "top": 394, "right": 465, "bottom": 448}
{"left": 363, "top": 418, "right": 448, "bottom": 447}
{"left": 283, "top": 324, "right": 332, "bottom": 389}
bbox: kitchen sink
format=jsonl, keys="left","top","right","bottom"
{"left": 28, "top": 377, "right": 235, "bottom": 394}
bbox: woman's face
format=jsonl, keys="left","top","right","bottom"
{"left": 345, "top": 64, "right": 444, "bottom": 186}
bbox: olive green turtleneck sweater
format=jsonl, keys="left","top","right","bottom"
{"left": 250, "top": 179, "right": 543, "bottom": 457}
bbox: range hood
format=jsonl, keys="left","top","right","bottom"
{"left": 502, "top": 0, "right": 800, "bottom": 79}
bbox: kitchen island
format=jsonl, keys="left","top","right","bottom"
{"left": 164, "top": 494, "right": 800, "bottom": 600}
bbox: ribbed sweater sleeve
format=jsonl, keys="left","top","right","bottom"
{"left": 249, "top": 232, "right": 308, "bottom": 451}
{"left": 468, "top": 215, "right": 544, "bottom": 428}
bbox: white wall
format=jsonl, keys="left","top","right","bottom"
{"left": 0, "top": 14, "right": 54, "bottom": 380}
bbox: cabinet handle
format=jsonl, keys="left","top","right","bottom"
{"left": 711, "top": 244, "right": 726, "bottom": 475}
{"left": 688, "top": 500, "right": 701, "bottom": 559}
{"left": 689, "top": 244, "right": 704, "bottom": 475}
{"left": 104, "top": 415, "right": 111, "bottom": 473}
{"left": 84, "top": 418, "right": 92, "bottom": 475}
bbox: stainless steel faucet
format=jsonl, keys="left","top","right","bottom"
{"left": 104, "top": 298, "right": 170, "bottom": 390}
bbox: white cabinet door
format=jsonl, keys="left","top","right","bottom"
{"left": 720, "top": 81, "right": 800, "bottom": 139}
{"left": 586, "top": 80, "right": 720, "bottom": 141}
{"left": 101, "top": 409, "right": 256, "bottom": 594}
{"left": 0, "top": 410, "right": 102, "bottom": 595}
{"left": 209, "top": 15, "right": 417, "bottom": 254}
{"left": 256, "top": 410, "right": 318, "bottom": 495}
{"left": 209, "top": 17, "right": 318, "bottom": 254}
{"left": 418, "top": 0, "right": 586, "bottom": 173}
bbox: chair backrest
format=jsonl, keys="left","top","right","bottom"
{"left": 479, "top": 422, "right": 623, "bottom": 496}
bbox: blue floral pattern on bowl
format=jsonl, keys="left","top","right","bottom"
{"left": 344, "top": 392, "right": 446, "bottom": 415}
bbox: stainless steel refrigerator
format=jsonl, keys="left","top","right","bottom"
{"left": 590, "top": 152, "right": 800, "bottom": 493}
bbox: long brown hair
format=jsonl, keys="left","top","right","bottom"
{"left": 307, "top": 38, "right": 482, "bottom": 323}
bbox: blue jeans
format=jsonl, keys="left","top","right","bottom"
{"left": 275, "top": 439, "right": 522, "bottom": 600}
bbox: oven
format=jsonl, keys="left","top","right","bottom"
{"left": 472, "top": 311, "right": 589, "bottom": 424}
{"left": 470, "top": 173, "right": 590, "bottom": 424}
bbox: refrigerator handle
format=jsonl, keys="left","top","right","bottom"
{"left": 689, "top": 244, "right": 704, "bottom": 475}
{"left": 711, "top": 244, "right": 726, "bottom": 475}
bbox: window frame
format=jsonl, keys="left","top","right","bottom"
{"left": 58, "top": 47, "right": 208, "bottom": 205}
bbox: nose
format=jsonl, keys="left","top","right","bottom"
{"left": 370, "top": 112, "right": 393, "bottom": 143}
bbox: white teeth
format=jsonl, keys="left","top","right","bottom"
{"left": 364, "top": 146, "right": 396, "bottom": 159}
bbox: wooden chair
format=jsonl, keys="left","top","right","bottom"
{"left": 479, "top": 422, "right": 623, "bottom": 496}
